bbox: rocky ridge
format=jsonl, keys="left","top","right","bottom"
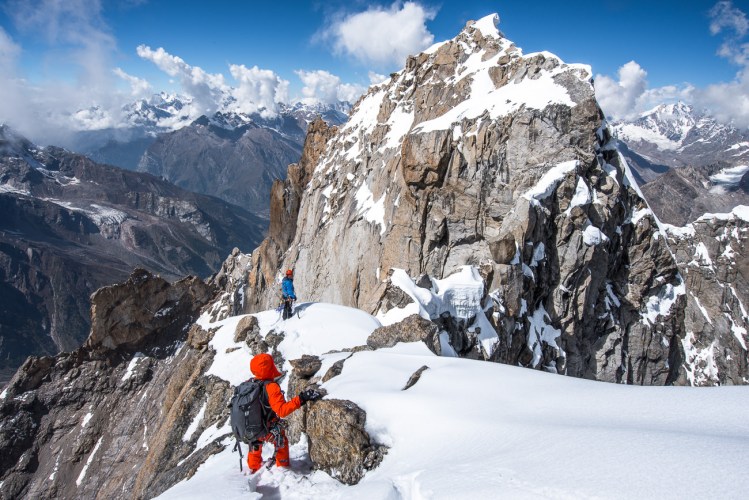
{"left": 243, "top": 15, "right": 747, "bottom": 385}
{"left": 0, "top": 251, "right": 397, "bottom": 497}
{"left": 663, "top": 208, "right": 749, "bottom": 385}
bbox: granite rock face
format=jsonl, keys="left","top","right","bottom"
{"left": 241, "top": 15, "right": 741, "bottom": 385}
{"left": 243, "top": 118, "right": 337, "bottom": 313}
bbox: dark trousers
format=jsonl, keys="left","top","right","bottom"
{"left": 282, "top": 298, "right": 293, "bottom": 319}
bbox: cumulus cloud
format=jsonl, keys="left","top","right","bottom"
{"left": 688, "top": 1, "right": 749, "bottom": 127}
{"left": 8, "top": 0, "right": 116, "bottom": 89}
{"left": 113, "top": 67, "right": 151, "bottom": 98}
{"left": 229, "top": 64, "right": 289, "bottom": 117}
{"left": 709, "top": 0, "right": 749, "bottom": 68}
{"left": 595, "top": 61, "right": 694, "bottom": 120}
{"left": 594, "top": 61, "right": 649, "bottom": 119}
{"left": 322, "top": 2, "right": 437, "bottom": 68}
{"left": 137, "top": 45, "right": 228, "bottom": 117}
{"left": 709, "top": 1, "right": 748, "bottom": 37}
{"left": 295, "top": 69, "right": 365, "bottom": 104}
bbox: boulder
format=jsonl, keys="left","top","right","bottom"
{"left": 87, "top": 268, "right": 213, "bottom": 352}
{"left": 305, "top": 399, "right": 387, "bottom": 485}
{"left": 367, "top": 314, "right": 441, "bottom": 354}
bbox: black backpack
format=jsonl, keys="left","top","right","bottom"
{"left": 230, "top": 379, "right": 272, "bottom": 470}
{"left": 230, "top": 378, "right": 270, "bottom": 443}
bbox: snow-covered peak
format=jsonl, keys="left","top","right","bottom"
{"left": 331, "top": 13, "right": 592, "bottom": 162}
{"left": 639, "top": 101, "right": 693, "bottom": 121}
{"left": 612, "top": 100, "right": 749, "bottom": 167}
{"left": 469, "top": 13, "right": 502, "bottom": 39}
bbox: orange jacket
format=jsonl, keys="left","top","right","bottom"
{"left": 250, "top": 353, "right": 301, "bottom": 418}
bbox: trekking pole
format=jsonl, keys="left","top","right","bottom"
{"left": 234, "top": 439, "right": 244, "bottom": 472}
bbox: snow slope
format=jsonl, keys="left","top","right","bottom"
{"left": 158, "top": 302, "right": 749, "bottom": 499}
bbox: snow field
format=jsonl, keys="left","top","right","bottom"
{"left": 164, "top": 299, "right": 749, "bottom": 499}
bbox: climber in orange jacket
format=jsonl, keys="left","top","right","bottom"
{"left": 246, "top": 353, "right": 322, "bottom": 472}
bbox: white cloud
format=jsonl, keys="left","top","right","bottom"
{"left": 368, "top": 71, "right": 389, "bottom": 85}
{"left": 295, "top": 69, "right": 365, "bottom": 104}
{"left": 595, "top": 61, "right": 651, "bottom": 119}
{"left": 691, "top": 69, "right": 749, "bottom": 127}
{"left": 137, "top": 45, "right": 228, "bottom": 117}
{"left": 688, "top": 1, "right": 749, "bottom": 127}
{"left": 113, "top": 67, "right": 151, "bottom": 98}
{"left": 0, "top": 0, "right": 135, "bottom": 144}
{"left": 229, "top": 64, "right": 289, "bottom": 117}
{"left": 710, "top": 1, "right": 748, "bottom": 37}
{"left": 0, "top": 27, "right": 21, "bottom": 67}
{"left": 592, "top": 2, "right": 749, "bottom": 126}
{"left": 323, "top": 2, "right": 437, "bottom": 67}
{"left": 8, "top": 0, "right": 116, "bottom": 89}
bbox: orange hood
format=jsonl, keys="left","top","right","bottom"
{"left": 250, "top": 353, "right": 282, "bottom": 381}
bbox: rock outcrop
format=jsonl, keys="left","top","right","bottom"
{"left": 86, "top": 268, "right": 214, "bottom": 351}
{"left": 305, "top": 400, "right": 386, "bottom": 485}
{"left": 367, "top": 314, "right": 441, "bottom": 354}
{"left": 0, "top": 269, "right": 220, "bottom": 499}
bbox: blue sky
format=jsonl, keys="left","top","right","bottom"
{"left": 1, "top": 0, "right": 748, "bottom": 142}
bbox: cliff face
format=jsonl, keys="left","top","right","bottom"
{"left": 664, "top": 209, "right": 749, "bottom": 386}
{"left": 244, "top": 15, "right": 746, "bottom": 385}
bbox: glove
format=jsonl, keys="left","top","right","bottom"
{"left": 299, "top": 389, "right": 323, "bottom": 404}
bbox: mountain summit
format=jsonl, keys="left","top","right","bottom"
{"left": 245, "top": 14, "right": 747, "bottom": 385}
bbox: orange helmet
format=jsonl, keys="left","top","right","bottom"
{"left": 285, "top": 269, "right": 293, "bottom": 276}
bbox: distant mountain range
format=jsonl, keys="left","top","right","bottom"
{"left": 0, "top": 125, "right": 266, "bottom": 382}
{"left": 67, "top": 94, "right": 350, "bottom": 215}
{"left": 611, "top": 103, "right": 749, "bottom": 225}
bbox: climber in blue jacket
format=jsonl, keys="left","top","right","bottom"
{"left": 281, "top": 269, "right": 296, "bottom": 319}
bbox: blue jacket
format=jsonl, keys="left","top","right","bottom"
{"left": 281, "top": 276, "right": 296, "bottom": 300}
